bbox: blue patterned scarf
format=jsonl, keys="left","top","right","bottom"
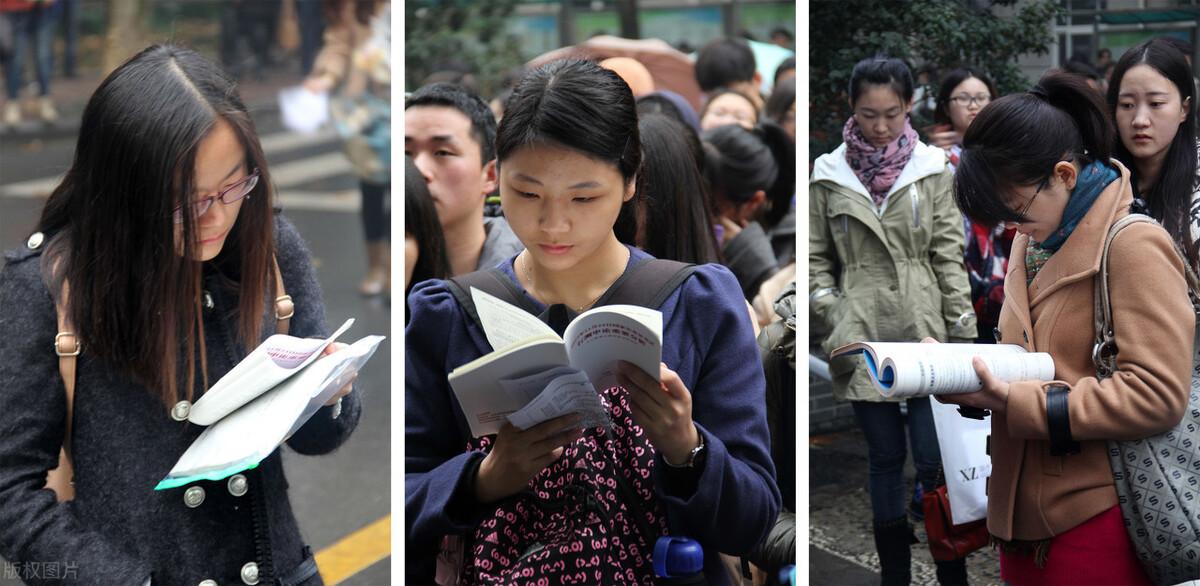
{"left": 1037, "top": 160, "right": 1118, "bottom": 252}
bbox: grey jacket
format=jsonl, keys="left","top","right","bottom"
{"left": 0, "top": 216, "right": 361, "bottom": 585}
{"left": 476, "top": 216, "right": 524, "bottom": 271}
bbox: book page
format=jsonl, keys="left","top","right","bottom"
{"left": 563, "top": 305, "right": 663, "bottom": 388}
{"left": 855, "top": 342, "right": 1054, "bottom": 398}
{"left": 506, "top": 369, "right": 609, "bottom": 431}
{"left": 498, "top": 365, "right": 580, "bottom": 406}
{"left": 471, "top": 286, "right": 559, "bottom": 352}
{"left": 448, "top": 339, "right": 571, "bottom": 437}
{"left": 188, "top": 318, "right": 355, "bottom": 425}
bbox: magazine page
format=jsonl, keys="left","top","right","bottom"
{"left": 188, "top": 318, "right": 355, "bottom": 425}
{"left": 471, "top": 286, "right": 559, "bottom": 352}
{"left": 858, "top": 342, "right": 1054, "bottom": 398}
{"left": 448, "top": 338, "right": 571, "bottom": 437}
{"left": 563, "top": 304, "right": 663, "bottom": 388}
{"left": 156, "top": 334, "right": 385, "bottom": 490}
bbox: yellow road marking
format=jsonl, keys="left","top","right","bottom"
{"left": 315, "top": 515, "right": 391, "bottom": 585}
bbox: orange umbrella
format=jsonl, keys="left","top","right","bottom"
{"left": 527, "top": 35, "right": 704, "bottom": 112}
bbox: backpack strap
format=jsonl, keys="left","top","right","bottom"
{"left": 446, "top": 267, "right": 539, "bottom": 329}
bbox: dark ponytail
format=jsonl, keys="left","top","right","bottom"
{"left": 955, "top": 72, "right": 1114, "bottom": 226}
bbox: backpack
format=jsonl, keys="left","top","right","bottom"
{"left": 1093, "top": 213, "right": 1200, "bottom": 585}
{"left": 46, "top": 258, "right": 295, "bottom": 501}
{"left": 434, "top": 258, "right": 697, "bottom": 586}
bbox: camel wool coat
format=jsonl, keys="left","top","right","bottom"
{"left": 989, "top": 160, "right": 1193, "bottom": 541}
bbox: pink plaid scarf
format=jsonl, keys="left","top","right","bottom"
{"left": 843, "top": 116, "right": 918, "bottom": 207}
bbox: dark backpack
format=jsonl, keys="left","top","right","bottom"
{"left": 436, "top": 258, "right": 698, "bottom": 586}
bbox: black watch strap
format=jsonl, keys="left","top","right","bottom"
{"left": 1046, "top": 385, "right": 1080, "bottom": 456}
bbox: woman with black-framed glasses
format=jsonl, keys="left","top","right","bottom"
{"left": 947, "top": 71, "right": 1193, "bottom": 585}
{"left": 0, "top": 45, "right": 360, "bottom": 585}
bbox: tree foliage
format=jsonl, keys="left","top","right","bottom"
{"left": 810, "top": 0, "right": 1060, "bottom": 160}
{"left": 405, "top": 0, "right": 526, "bottom": 99}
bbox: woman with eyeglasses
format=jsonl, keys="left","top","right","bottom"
{"left": 810, "top": 56, "right": 976, "bottom": 585}
{"left": 0, "top": 45, "right": 359, "bottom": 585}
{"left": 945, "top": 71, "right": 1192, "bottom": 585}
{"left": 931, "top": 67, "right": 1014, "bottom": 344}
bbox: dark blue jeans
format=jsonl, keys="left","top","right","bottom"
{"left": 3, "top": 5, "right": 55, "bottom": 99}
{"left": 851, "top": 398, "right": 943, "bottom": 524}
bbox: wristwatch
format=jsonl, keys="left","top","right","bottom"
{"left": 663, "top": 431, "right": 706, "bottom": 469}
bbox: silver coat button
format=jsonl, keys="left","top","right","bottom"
{"left": 202, "top": 290, "right": 214, "bottom": 310}
{"left": 171, "top": 400, "right": 192, "bottom": 421}
{"left": 228, "top": 474, "right": 248, "bottom": 497}
{"left": 240, "top": 562, "right": 260, "bottom": 585}
{"left": 27, "top": 232, "right": 44, "bottom": 250}
{"left": 331, "top": 397, "right": 343, "bottom": 420}
{"left": 199, "top": 581, "right": 217, "bottom": 586}
{"left": 184, "top": 485, "right": 205, "bottom": 508}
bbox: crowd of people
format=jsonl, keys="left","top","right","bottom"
{"left": 404, "top": 35, "right": 797, "bottom": 585}
{"left": 812, "top": 37, "right": 1200, "bottom": 586}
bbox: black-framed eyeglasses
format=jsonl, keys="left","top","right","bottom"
{"left": 1015, "top": 176, "right": 1050, "bottom": 220}
{"left": 949, "top": 94, "right": 992, "bottom": 108}
{"left": 173, "top": 168, "right": 260, "bottom": 224}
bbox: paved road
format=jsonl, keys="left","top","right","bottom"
{"left": 809, "top": 428, "right": 1001, "bottom": 586}
{"left": 0, "top": 92, "right": 391, "bottom": 585}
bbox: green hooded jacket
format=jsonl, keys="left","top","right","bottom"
{"left": 809, "top": 140, "right": 976, "bottom": 402}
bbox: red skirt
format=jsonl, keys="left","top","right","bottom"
{"left": 999, "top": 505, "right": 1150, "bottom": 586}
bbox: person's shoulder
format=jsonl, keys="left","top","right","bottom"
{"left": 2, "top": 232, "right": 48, "bottom": 291}
{"left": 676, "top": 262, "right": 744, "bottom": 310}
{"left": 407, "top": 278, "right": 466, "bottom": 325}
{"left": 272, "top": 213, "right": 316, "bottom": 268}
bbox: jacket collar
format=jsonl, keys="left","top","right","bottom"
{"left": 812, "top": 140, "right": 947, "bottom": 201}
{"left": 1007, "top": 158, "right": 1133, "bottom": 311}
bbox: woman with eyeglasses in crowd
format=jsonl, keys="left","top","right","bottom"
{"left": 930, "top": 67, "right": 1014, "bottom": 344}
{"left": 945, "top": 71, "right": 1192, "bottom": 586}
{"left": 810, "top": 56, "right": 976, "bottom": 585}
{"left": 0, "top": 46, "right": 359, "bottom": 585}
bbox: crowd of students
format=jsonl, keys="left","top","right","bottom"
{"left": 404, "top": 36, "right": 796, "bottom": 585}
{"left": 812, "top": 38, "right": 1200, "bottom": 586}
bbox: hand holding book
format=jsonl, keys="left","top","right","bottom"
{"left": 927, "top": 339, "right": 1012, "bottom": 414}
{"left": 617, "top": 360, "right": 700, "bottom": 467}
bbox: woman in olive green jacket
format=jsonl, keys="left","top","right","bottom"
{"left": 809, "top": 57, "right": 975, "bottom": 585}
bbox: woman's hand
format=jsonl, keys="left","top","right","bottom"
{"left": 719, "top": 216, "right": 744, "bottom": 242}
{"left": 922, "top": 338, "right": 1010, "bottom": 412}
{"left": 320, "top": 342, "right": 355, "bottom": 407}
{"left": 618, "top": 361, "right": 701, "bottom": 466}
{"left": 475, "top": 415, "right": 585, "bottom": 503}
{"left": 925, "top": 125, "right": 961, "bottom": 151}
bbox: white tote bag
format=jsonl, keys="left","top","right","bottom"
{"left": 929, "top": 398, "right": 991, "bottom": 525}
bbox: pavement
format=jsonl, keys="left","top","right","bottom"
{"left": 809, "top": 428, "right": 1002, "bottom": 586}
{"left": 0, "top": 67, "right": 390, "bottom": 585}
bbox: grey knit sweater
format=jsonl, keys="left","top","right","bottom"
{"left": 0, "top": 216, "right": 361, "bottom": 585}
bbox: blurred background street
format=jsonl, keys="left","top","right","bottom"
{"left": 0, "top": 1, "right": 389, "bottom": 583}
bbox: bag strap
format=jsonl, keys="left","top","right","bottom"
{"left": 446, "top": 258, "right": 698, "bottom": 334}
{"left": 273, "top": 255, "right": 294, "bottom": 335}
{"left": 1093, "top": 213, "right": 1180, "bottom": 377}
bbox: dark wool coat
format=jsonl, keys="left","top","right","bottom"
{"left": 0, "top": 216, "right": 361, "bottom": 585}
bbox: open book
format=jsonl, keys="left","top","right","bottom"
{"left": 448, "top": 287, "right": 663, "bottom": 437}
{"left": 155, "top": 318, "right": 385, "bottom": 490}
{"left": 830, "top": 341, "right": 1054, "bottom": 398}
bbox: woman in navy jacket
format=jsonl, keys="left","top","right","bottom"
{"left": 405, "top": 59, "right": 779, "bottom": 585}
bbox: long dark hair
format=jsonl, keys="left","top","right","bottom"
{"left": 405, "top": 156, "right": 449, "bottom": 297}
{"left": 701, "top": 123, "right": 794, "bottom": 229}
{"left": 496, "top": 59, "right": 642, "bottom": 241}
{"left": 36, "top": 45, "right": 276, "bottom": 409}
{"left": 636, "top": 113, "right": 721, "bottom": 264}
{"left": 933, "top": 67, "right": 998, "bottom": 128}
{"left": 955, "top": 72, "right": 1114, "bottom": 226}
{"left": 1108, "top": 38, "right": 1198, "bottom": 266}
